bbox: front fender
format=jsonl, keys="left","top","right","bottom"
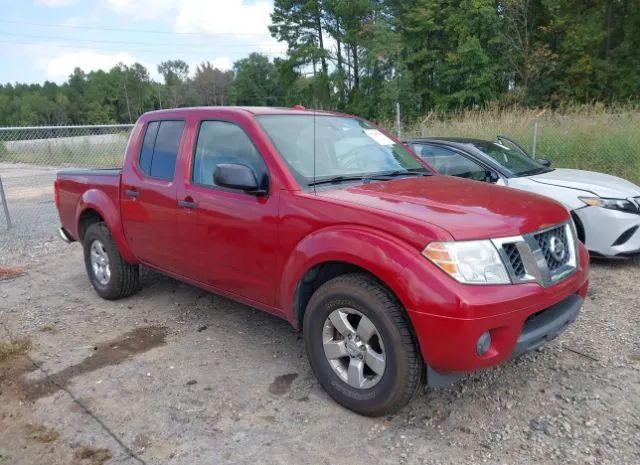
{"left": 75, "top": 189, "right": 137, "bottom": 263}
{"left": 278, "top": 225, "right": 436, "bottom": 326}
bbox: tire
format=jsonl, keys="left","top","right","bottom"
{"left": 83, "top": 222, "right": 139, "bottom": 300}
{"left": 303, "top": 273, "right": 423, "bottom": 417}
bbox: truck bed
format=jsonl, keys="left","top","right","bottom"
{"left": 55, "top": 168, "right": 122, "bottom": 241}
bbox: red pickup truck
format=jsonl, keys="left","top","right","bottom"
{"left": 55, "top": 107, "right": 589, "bottom": 416}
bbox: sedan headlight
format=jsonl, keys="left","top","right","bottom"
{"left": 579, "top": 197, "right": 639, "bottom": 214}
{"left": 422, "top": 240, "right": 510, "bottom": 284}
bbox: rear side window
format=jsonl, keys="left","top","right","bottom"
{"left": 138, "top": 120, "right": 185, "bottom": 180}
{"left": 192, "top": 121, "right": 267, "bottom": 188}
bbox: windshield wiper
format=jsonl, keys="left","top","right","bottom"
{"left": 516, "top": 167, "right": 553, "bottom": 177}
{"left": 307, "top": 170, "right": 431, "bottom": 187}
{"left": 368, "top": 169, "right": 432, "bottom": 180}
{"left": 307, "top": 175, "right": 370, "bottom": 187}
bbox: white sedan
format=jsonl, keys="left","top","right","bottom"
{"left": 409, "top": 137, "right": 640, "bottom": 259}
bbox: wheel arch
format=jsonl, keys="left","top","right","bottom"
{"left": 77, "top": 208, "right": 104, "bottom": 241}
{"left": 75, "top": 189, "right": 137, "bottom": 263}
{"left": 292, "top": 261, "right": 381, "bottom": 330}
{"left": 279, "top": 226, "right": 420, "bottom": 330}
{"left": 571, "top": 210, "right": 586, "bottom": 243}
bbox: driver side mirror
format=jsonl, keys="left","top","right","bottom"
{"left": 214, "top": 163, "right": 266, "bottom": 195}
{"left": 538, "top": 159, "right": 552, "bottom": 167}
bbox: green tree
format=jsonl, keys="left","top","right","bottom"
{"left": 270, "top": 0, "right": 332, "bottom": 104}
{"left": 229, "top": 53, "right": 281, "bottom": 106}
{"left": 192, "top": 62, "right": 233, "bottom": 106}
{"left": 158, "top": 60, "right": 190, "bottom": 107}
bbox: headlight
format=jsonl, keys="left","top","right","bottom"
{"left": 579, "top": 196, "right": 639, "bottom": 214}
{"left": 422, "top": 240, "right": 510, "bottom": 284}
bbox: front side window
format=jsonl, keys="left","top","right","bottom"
{"left": 138, "top": 120, "right": 185, "bottom": 180}
{"left": 413, "top": 144, "right": 489, "bottom": 181}
{"left": 256, "top": 115, "right": 427, "bottom": 187}
{"left": 192, "top": 121, "right": 267, "bottom": 188}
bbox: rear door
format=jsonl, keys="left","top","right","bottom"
{"left": 121, "top": 119, "right": 185, "bottom": 268}
{"left": 175, "top": 118, "right": 279, "bottom": 306}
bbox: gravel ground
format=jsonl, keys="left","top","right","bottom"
{"left": 0, "top": 163, "right": 60, "bottom": 260}
{"left": 1, "top": 243, "right": 639, "bottom": 465}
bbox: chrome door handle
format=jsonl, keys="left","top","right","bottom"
{"left": 178, "top": 199, "right": 197, "bottom": 209}
{"left": 125, "top": 189, "right": 139, "bottom": 198}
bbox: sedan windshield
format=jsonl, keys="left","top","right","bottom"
{"left": 468, "top": 141, "right": 552, "bottom": 177}
{"left": 257, "top": 115, "right": 428, "bottom": 187}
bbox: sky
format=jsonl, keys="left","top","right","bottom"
{"left": 0, "top": 0, "right": 287, "bottom": 84}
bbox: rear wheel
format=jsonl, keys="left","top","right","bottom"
{"left": 303, "top": 273, "right": 423, "bottom": 416}
{"left": 83, "top": 222, "right": 139, "bottom": 300}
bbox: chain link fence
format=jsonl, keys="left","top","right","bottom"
{"left": 0, "top": 125, "right": 133, "bottom": 257}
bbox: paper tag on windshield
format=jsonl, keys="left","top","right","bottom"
{"left": 364, "top": 129, "right": 395, "bottom": 146}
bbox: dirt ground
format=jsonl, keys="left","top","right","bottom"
{"left": 1, "top": 244, "right": 639, "bottom": 465}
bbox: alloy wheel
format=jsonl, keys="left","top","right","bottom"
{"left": 322, "top": 308, "right": 386, "bottom": 389}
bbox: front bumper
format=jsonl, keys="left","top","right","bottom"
{"left": 510, "top": 293, "right": 582, "bottom": 359}
{"left": 403, "top": 242, "right": 589, "bottom": 377}
{"left": 574, "top": 206, "right": 640, "bottom": 256}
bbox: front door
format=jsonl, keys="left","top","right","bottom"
{"left": 176, "top": 119, "right": 279, "bottom": 306}
{"left": 121, "top": 119, "right": 185, "bottom": 268}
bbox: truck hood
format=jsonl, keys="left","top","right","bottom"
{"left": 316, "top": 176, "right": 570, "bottom": 241}
{"left": 529, "top": 168, "right": 640, "bottom": 198}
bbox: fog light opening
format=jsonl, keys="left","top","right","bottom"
{"left": 476, "top": 331, "right": 492, "bottom": 356}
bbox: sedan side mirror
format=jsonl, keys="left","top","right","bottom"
{"left": 485, "top": 170, "right": 500, "bottom": 183}
{"left": 538, "top": 159, "right": 552, "bottom": 167}
{"left": 214, "top": 163, "right": 266, "bottom": 195}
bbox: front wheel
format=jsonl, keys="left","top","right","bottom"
{"left": 303, "top": 273, "right": 423, "bottom": 416}
{"left": 83, "top": 222, "right": 139, "bottom": 300}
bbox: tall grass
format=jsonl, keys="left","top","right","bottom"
{"left": 400, "top": 106, "right": 640, "bottom": 183}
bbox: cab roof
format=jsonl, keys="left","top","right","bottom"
{"left": 142, "top": 106, "right": 340, "bottom": 118}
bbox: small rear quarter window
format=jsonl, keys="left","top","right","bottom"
{"left": 139, "top": 121, "right": 159, "bottom": 176}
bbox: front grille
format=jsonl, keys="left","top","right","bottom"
{"left": 503, "top": 243, "right": 526, "bottom": 279}
{"left": 493, "top": 222, "right": 577, "bottom": 287}
{"left": 534, "top": 225, "right": 570, "bottom": 272}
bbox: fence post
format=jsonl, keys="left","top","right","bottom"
{"left": 0, "top": 175, "right": 12, "bottom": 230}
{"left": 395, "top": 102, "right": 402, "bottom": 139}
{"left": 531, "top": 119, "right": 538, "bottom": 159}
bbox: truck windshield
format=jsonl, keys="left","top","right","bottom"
{"left": 468, "top": 141, "right": 552, "bottom": 177}
{"left": 257, "top": 115, "right": 428, "bottom": 187}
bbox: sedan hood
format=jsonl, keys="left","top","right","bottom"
{"left": 317, "top": 176, "right": 570, "bottom": 241}
{"left": 530, "top": 168, "right": 640, "bottom": 198}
